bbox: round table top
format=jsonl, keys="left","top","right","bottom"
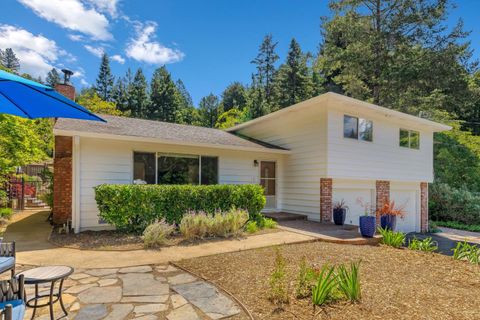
{"left": 18, "top": 266, "right": 74, "bottom": 284}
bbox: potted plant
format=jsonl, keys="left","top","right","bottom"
{"left": 377, "top": 200, "right": 406, "bottom": 231}
{"left": 333, "top": 199, "right": 348, "bottom": 225}
{"left": 356, "top": 198, "right": 376, "bottom": 238}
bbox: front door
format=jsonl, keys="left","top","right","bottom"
{"left": 260, "top": 161, "right": 276, "bottom": 209}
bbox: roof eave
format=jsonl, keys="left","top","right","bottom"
{"left": 53, "top": 129, "right": 291, "bottom": 154}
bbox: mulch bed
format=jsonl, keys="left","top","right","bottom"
{"left": 177, "top": 241, "right": 480, "bottom": 320}
{"left": 49, "top": 228, "right": 280, "bottom": 251}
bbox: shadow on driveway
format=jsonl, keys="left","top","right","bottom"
{"left": 406, "top": 232, "right": 476, "bottom": 256}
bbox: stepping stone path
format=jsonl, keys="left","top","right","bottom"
{"left": 16, "top": 263, "right": 244, "bottom": 319}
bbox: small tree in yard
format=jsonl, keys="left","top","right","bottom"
{"left": 269, "top": 248, "right": 290, "bottom": 305}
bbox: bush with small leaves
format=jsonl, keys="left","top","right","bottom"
{"left": 143, "top": 219, "right": 175, "bottom": 248}
{"left": 245, "top": 221, "right": 258, "bottom": 234}
{"left": 269, "top": 249, "right": 290, "bottom": 305}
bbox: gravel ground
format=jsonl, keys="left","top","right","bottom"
{"left": 177, "top": 241, "right": 480, "bottom": 320}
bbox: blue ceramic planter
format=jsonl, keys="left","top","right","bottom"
{"left": 359, "top": 216, "right": 376, "bottom": 238}
{"left": 380, "top": 215, "right": 397, "bottom": 231}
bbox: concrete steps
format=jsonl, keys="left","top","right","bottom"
{"left": 263, "top": 212, "right": 308, "bottom": 222}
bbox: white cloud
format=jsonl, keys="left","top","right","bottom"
{"left": 125, "top": 21, "right": 184, "bottom": 65}
{"left": 85, "top": 0, "right": 119, "bottom": 18}
{"left": 0, "top": 24, "right": 68, "bottom": 78}
{"left": 80, "top": 78, "right": 89, "bottom": 86}
{"left": 84, "top": 45, "right": 104, "bottom": 58}
{"left": 111, "top": 54, "right": 125, "bottom": 64}
{"left": 18, "top": 0, "right": 112, "bottom": 41}
{"left": 68, "top": 34, "right": 84, "bottom": 42}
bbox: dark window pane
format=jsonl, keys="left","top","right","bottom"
{"left": 399, "top": 129, "right": 409, "bottom": 147}
{"left": 410, "top": 131, "right": 420, "bottom": 149}
{"left": 133, "top": 152, "right": 156, "bottom": 184}
{"left": 157, "top": 155, "right": 199, "bottom": 185}
{"left": 260, "top": 179, "right": 276, "bottom": 196}
{"left": 359, "top": 119, "right": 373, "bottom": 142}
{"left": 344, "top": 115, "right": 358, "bottom": 139}
{"left": 260, "top": 161, "right": 275, "bottom": 179}
{"left": 201, "top": 156, "right": 218, "bottom": 185}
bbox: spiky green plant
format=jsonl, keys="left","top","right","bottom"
{"left": 408, "top": 237, "right": 438, "bottom": 253}
{"left": 311, "top": 264, "right": 337, "bottom": 307}
{"left": 452, "top": 241, "right": 480, "bottom": 264}
{"left": 336, "top": 261, "right": 361, "bottom": 302}
{"left": 378, "top": 227, "right": 406, "bottom": 248}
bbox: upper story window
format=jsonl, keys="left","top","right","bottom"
{"left": 399, "top": 129, "right": 420, "bottom": 149}
{"left": 343, "top": 115, "right": 373, "bottom": 142}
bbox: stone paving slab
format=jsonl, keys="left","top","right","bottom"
{"left": 167, "top": 303, "right": 200, "bottom": 320}
{"left": 172, "top": 281, "right": 241, "bottom": 319}
{"left": 120, "top": 272, "right": 169, "bottom": 296}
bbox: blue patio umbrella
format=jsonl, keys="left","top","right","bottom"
{"left": 0, "top": 70, "right": 105, "bottom": 121}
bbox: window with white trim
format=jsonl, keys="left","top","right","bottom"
{"left": 399, "top": 129, "right": 420, "bottom": 149}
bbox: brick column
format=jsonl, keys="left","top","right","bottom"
{"left": 420, "top": 182, "right": 428, "bottom": 232}
{"left": 53, "top": 136, "right": 73, "bottom": 225}
{"left": 320, "top": 178, "right": 332, "bottom": 222}
{"left": 375, "top": 180, "right": 390, "bottom": 225}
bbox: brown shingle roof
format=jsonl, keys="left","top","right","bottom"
{"left": 54, "top": 115, "right": 287, "bottom": 152}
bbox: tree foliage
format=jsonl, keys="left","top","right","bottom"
{"left": 95, "top": 53, "right": 115, "bottom": 101}
{"left": 46, "top": 68, "right": 61, "bottom": 87}
{"left": 0, "top": 48, "right": 20, "bottom": 72}
{"left": 77, "top": 89, "right": 123, "bottom": 116}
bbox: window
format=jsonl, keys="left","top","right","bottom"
{"left": 399, "top": 129, "right": 420, "bottom": 149}
{"left": 133, "top": 152, "right": 156, "bottom": 184}
{"left": 134, "top": 152, "right": 218, "bottom": 185}
{"left": 344, "top": 115, "right": 373, "bottom": 142}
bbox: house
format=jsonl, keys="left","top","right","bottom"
{"left": 52, "top": 91, "right": 451, "bottom": 233}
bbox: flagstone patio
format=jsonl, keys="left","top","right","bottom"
{"left": 18, "top": 264, "right": 246, "bottom": 320}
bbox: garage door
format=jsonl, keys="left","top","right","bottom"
{"left": 390, "top": 190, "right": 418, "bottom": 233}
{"left": 333, "top": 189, "right": 374, "bottom": 227}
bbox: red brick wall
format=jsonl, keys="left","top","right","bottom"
{"left": 420, "top": 182, "right": 428, "bottom": 232}
{"left": 320, "top": 178, "right": 332, "bottom": 222}
{"left": 375, "top": 180, "right": 390, "bottom": 225}
{"left": 53, "top": 136, "right": 73, "bottom": 225}
{"left": 54, "top": 84, "right": 75, "bottom": 100}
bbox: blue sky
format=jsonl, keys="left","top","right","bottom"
{"left": 0, "top": 0, "right": 479, "bottom": 105}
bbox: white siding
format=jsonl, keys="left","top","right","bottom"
{"left": 326, "top": 102, "right": 434, "bottom": 182}
{"left": 236, "top": 106, "right": 327, "bottom": 221}
{"left": 76, "top": 137, "right": 283, "bottom": 231}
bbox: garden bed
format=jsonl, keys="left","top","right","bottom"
{"left": 49, "top": 228, "right": 280, "bottom": 251}
{"left": 177, "top": 241, "right": 480, "bottom": 319}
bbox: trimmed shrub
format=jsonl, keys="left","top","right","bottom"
{"left": 95, "top": 184, "right": 265, "bottom": 233}
{"left": 143, "top": 219, "right": 175, "bottom": 248}
{"left": 0, "top": 208, "right": 13, "bottom": 219}
{"left": 179, "top": 209, "right": 249, "bottom": 240}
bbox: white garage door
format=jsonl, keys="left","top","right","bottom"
{"left": 390, "top": 190, "right": 418, "bottom": 233}
{"left": 333, "top": 189, "right": 374, "bottom": 227}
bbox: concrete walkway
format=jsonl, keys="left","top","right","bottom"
{"left": 3, "top": 211, "right": 314, "bottom": 268}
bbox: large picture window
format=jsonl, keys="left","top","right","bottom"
{"left": 133, "top": 152, "right": 218, "bottom": 185}
{"left": 344, "top": 115, "right": 373, "bottom": 142}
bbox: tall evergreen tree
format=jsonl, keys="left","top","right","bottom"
{"left": 149, "top": 66, "right": 181, "bottom": 122}
{"left": 176, "top": 79, "right": 193, "bottom": 109}
{"left": 112, "top": 77, "right": 129, "bottom": 114}
{"left": 248, "top": 74, "right": 269, "bottom": 119}
{"left": 46, "top": 68, "right": 61, "bottom": 87}
{"left": 198, "top": 94, "right": 221, "bottom": 127}
{"left": 276, "top": 39, "right": 313, "bottom": 108}
{"left": 251, "top": 34, "right": 279, "bottom": 106}
{"left": 95, "top": 53, "right": 115, "bottom": 101}
{"left": 221, "top": 82, "right": 248, "bottom": 112}
{"left": 128, "top": 68, "right": 149, "bottom": 118}
{"left": 1, "top": 48, "right": 20, "bottom": 72}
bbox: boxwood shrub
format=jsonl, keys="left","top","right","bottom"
{"left": 94, "top": 184, "right": 266, "bottom": 233}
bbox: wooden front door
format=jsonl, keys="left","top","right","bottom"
{"left": 260, "top": 161, "right": 276, "bottom": 209}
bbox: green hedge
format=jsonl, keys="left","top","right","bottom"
{"left": 94, "top": 184, "right": 266, "bottom": 233}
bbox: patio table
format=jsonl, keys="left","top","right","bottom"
{"left": 17, "top": 265, "right": 74, "bottom": 320}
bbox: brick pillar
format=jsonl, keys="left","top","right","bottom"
{"left": 420, "top": 182, "right": 428, "bottom": 232}
{"left": 320, "top": 178, "right": 332, "bottom": 222}
{"left": 53, "top": 136, "right": 73, "bottom": 225}
{"left": 375, "top": 180, "right": 390, "bottom": 225}
{"left": 54, "top": 83, "right": 75, "bottom": 100}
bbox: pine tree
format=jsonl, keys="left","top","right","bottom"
{"left": 198, "top": 94, "right": 221, "bottom": 127}
{"left": 95, "top": 53, "right": 114, "bottom": 101}
{"left": 276, "top": 39, "right": 313, "bottom": 108}
{"left": 128, "top": 68, "right": 149, "bottom": 118}
{"left": 221, "top": 82, "right": 248, "bottom": 112}
{"left": 176, "top": 79, "right": 193, "bottom": 109}
{"left": 2, "top": 48, "right": 20, "bottom": 72}
{"left": 248, "top": 74, "right": 269, "bottom": 118}
{"left": 149, "top": 66, "right": 181, "bottom": 122}
{"left": 251, "top": 34, "right": 279, "bottom": 105}
{"left": 112, "top": 77, "right": 129, "bottom": 114}
{"left": 46, "top": 68, "right": 61, "bottom": 87}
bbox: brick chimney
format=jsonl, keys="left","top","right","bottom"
{"left": 53, "top": 69, "right": 75, "bottom": 226}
